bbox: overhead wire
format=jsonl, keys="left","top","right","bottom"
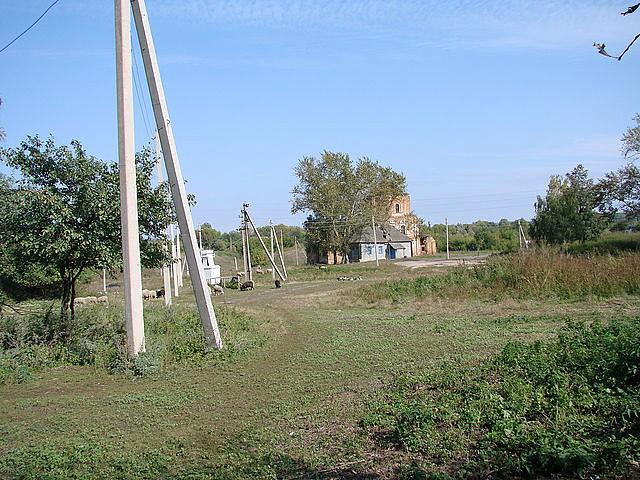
{"left": 131, "top": 35, "right": 153, "bottom": 143}
{"left": 0, "top": 0, "right": 62, "bottom": 54}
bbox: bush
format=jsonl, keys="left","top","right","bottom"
{"left": 0, "top": 303, "right": 263, "bottom": 384}
{"left": 354, "top": 249, "right": 640, "bottom": 303}
{"left": 361, "top": 318, "right": 640, "bottom": 478}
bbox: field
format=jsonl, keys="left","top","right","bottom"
{"left": 1, "top": 251, "right": 639, "bottom": 478}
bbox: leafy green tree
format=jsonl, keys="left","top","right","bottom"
{"left": 0, "top": 136, "right": 173, "bottom": 327}
{"left": 530, "top": 165, "right": 605, "bottom": 244}
{"left": 292, "top": 151, "right": 406, "bottom": 263}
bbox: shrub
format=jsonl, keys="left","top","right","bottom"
{"left": 565, "top": 232, "right": 640, "bottom": 255}
{"left": 361, "top": 318, "right": 640, "bottom": 478}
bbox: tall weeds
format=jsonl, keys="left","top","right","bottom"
{"left": 355, "top": 250, "right": 640, "bottom": 303}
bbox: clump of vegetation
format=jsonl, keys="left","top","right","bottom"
{"left": 565, "top": 231, "right": 640, "bottom": 255}
{"left": 0, "top": 303, "right": 263, "bottom": 385}
{"left": 354, "top": 250, "right": 640, "bottom": 303}
{"left": 361, "top": 318, "right": 640, "bottom": 478}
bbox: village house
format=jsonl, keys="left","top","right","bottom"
{"left": 306, "top": 194, "right": 437, "bottom": 264}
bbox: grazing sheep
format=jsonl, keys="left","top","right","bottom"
{"left": 212, "top": 284, "right": 224, "bottom": 296}
{"left": 237, "top": 271, "right": 246, "bottom": 278}
{"left": 266, "top": 268, "right": 273, "bottom": 273}
{"left": 240, "top": 280, "right": 254, "bottom": 291}
{"left": 156, "top": 288, "right": 165, "bottom": 298}
{"left": 73, "top": 297, "right": 88, "bottom": 307}
{"left": 142, "top": 289, "right": 157, "bottom": 300}
{"left": 255, "top": 266, "right": 264, "bottom": 274}
{"left": 97, "top": 296, "right": 108, "bottom": 304}
{"left": 86, "top": 296, "right": 98, "bottom": 304}
{"left": 274, "top": 279, "right": 282, "bottom": 289}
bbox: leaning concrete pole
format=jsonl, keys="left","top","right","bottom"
{"left": 131, "top": 0, "right": 222, "bottom": 349}
{"left": 115, "top": 0, "right": 145, "bottom": 356}
{"left": 155, "top": 135, "right": 172, "bottom": 306}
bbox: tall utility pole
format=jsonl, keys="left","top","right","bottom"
{"left": 372, "top": 214, "right": 379, "bottom": 266}
{"left": 294, "top": 236, "right": 300, "bottom": 266}
{"left": 240, "top": 204, "right": 253, "bottom": 282}
{"left": 171, "top": 223, "right": 179, "bottom": 297}
{"left": 131, "top": 0, "right": 222, "bottom": 349}
{"left": 518, "top": 220, "right": 524, "bottom": 249}
{"left": 155, "top": 134, "right": 172, "bottom": 306}
{"left": 176, "top": 229, "right": 183, "bottom": 288}
{"left": 445, "top": 217, "right": 450, "bottom": 260}
{"left": 245, "top": 210, "right": 286, "bottom": 281}
{"left": 280, "top": 229, "right": 288, "bottom": 277}
{"left": 272, "top": 225, "right": 287, "bottom": 280}
{"left": 270, "top": 221, "right": 276, "bottom": 281}
{"left": 116, "top": 0, "right": 145, "bottom": 356}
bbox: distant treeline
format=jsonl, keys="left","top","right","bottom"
{"left": 421, "top": 219, "right": 529, "bottom": 253}
{"left": 199, "top": 223, "right": 305, "bottom": 252}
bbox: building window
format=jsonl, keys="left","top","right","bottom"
{"left": 401, "top": 225, "right": 406, "bottom": 234}
{"left": 395, "top": 203, "right": 401, "bottom": 213}
{"left": 378, "top": 245, "right": 384, "bottom": 255}
{"left": 366, "top": 245, "right": 373, "bottom": 255}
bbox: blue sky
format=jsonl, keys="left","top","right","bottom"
{"left": 1, "top": 0, "right": 639, "bottom": 231}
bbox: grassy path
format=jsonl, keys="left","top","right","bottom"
{"left": 2, "top": 270, "right": 639, "bottom": 478}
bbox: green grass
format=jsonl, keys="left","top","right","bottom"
{"left": 0, "top": 302, "right": 264, "bottom": 385}
{"left": 2, "top": 259, "right": 640, "bottom": 478}
{"left": 361, "top": 317, "right": 640, "bottom": 478}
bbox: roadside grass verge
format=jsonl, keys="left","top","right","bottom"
{"left": 360, "top": 317, "right": 640, "bottom": 479}
{"left": 0, "top": 303, "right": 264, "bottom": 385}
{"left": 352, "top": 250, "right": 640, "bottom": 304}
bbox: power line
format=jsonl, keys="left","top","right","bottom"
{"left": 0, "top": 0, "right": 62, "bottom": 54}
{"left": 131, "top": 37, "right": 153, "bottom": 141}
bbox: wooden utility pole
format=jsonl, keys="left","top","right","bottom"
{"left": 234, "top": 256, "right": 238, "bottom": 272}
{"left": 116, "top": 0, "right": 145, "bottom": 356}
{"left": 445, "top": 217, "right": 450, "bottom": 260}
{"left": 372, "top": 214, "right": 379, "bottom": 266}
{"left": 270, "top": 221, "right": 276, "bottom": 281}
{"left": 131, "top": 0, "right": 222, "bottom": 349}
{"left": 245, "top": 211, "right": 286, "bottom": 281}
{"left": 156, "top": 134, "right": 172, "bottom": 306}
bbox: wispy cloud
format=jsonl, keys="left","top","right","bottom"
{"left": 144, "top": 0, "right": 638, "bottom": 52}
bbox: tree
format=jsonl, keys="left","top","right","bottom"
{"left": 291, "top": 151, "right": 406, "bottom": 263}
{"left": 0, "top": 136, "right": 173, "bottom": 328}
{"left": 597, "top": 164, "right": 640, "bottom": 220}
{"left": 530, "top": 165, "right": 606, "bottom": 244}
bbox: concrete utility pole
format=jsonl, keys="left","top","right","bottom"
{"left": 171, "top": 223, "right": 179, "bottom": 297}
{"left": 272, "top": 225, "right": 287, "bottom": 279}
{"left": 131, "top": 0, "right": 222, "bottom": 349}
{"left": 176, "top": 231, "right": 183, "bottom": 288}
{"left": 240, "top": 205, "right": 253, "bottom": 282}
{"left": 116, "top": 0, "right": 145, "bottom": 357}
{"left": 518, "top": 220, "right": 523, "bottom": 249}
{"left": 445, "top": 217, "right": 450, "bottom": 260}
{"left": 198, "top": 225, "right": 202, "bottom": 250}
{"left": 280, "top": 229, "right": 288, "bottom": 277}
{"left": 372, "top": 214, "right": 379, "bottom": 266}
{"left": 270, "top": 221, "right": 276, "bottom": 281}
{"left": 294, "top": 236, "right": 299, "bottom": 266}
{"left": 155, "top": 134, "right": 172, "bottom": 306}
{"left": 245, "top": 211, "right": 286, "bottom": 281}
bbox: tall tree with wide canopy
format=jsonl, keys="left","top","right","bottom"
{"left": 291, "top": 151, "right": 406, "bottom": 263}
{"left": 530, "top": 165, "right": 606, "bottom": 245}
{"left": 0, "top": 136, "right": 173, "bottom": 329}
